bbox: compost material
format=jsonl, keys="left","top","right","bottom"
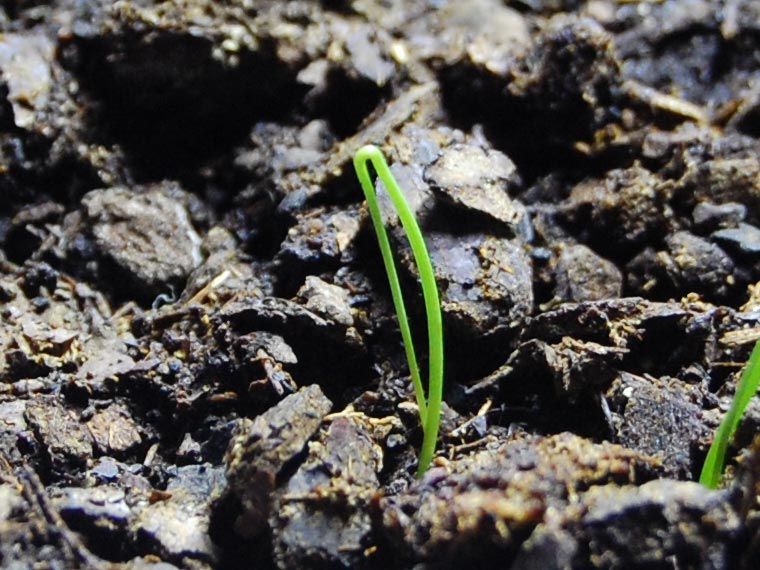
{"left": 1, "top": 1, "right": 759, "bottom": 568}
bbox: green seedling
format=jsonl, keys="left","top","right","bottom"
{"left": 353, "top": 144, "right": 444, "bottom": 476}
{"left": 700, "top": 339, "right": 760, "bottom": 488}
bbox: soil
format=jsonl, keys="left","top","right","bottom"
{"left": 1, "top": 1, "right": 760, "bottom": 569}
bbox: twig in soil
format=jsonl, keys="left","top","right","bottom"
{"left": 111, "top": 301, "right": 138, "bottom": 320}
{"left": 353, "top": 144, "right": 444, "bottom": 476}
{"left": 447, "top": 435, "right": 498, "bottom": 460}
{"left": 143, "top": 442, "right": 160, "bottom": 467}
{"left": 622, "top": 79, "right": 707, "bottom": 124}
{"left": 324, "top": 409, "right": 401, "bottom": 429}
{"left": 720, "top": 327, "right": 760, "bottom": 346}
{"left": 185, "top": 268, "right": 232, "bottom": 306}
{"left": 701, "top": 340, "right": 760, "bottom": 488}
{"left": 449, "top": 399, "right": 492, "bottom": 438}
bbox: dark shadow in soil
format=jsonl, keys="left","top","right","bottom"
{"left": 305, "top": 67, "right": 392, "bottom": 139}
{"left": 62, "top": 34, "right": 308, "bottom": 182}
{"left": 437, "top": 64, "right": 636, "bottom": 186}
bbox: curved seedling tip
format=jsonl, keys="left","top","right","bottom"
{"left": 353, "top": 144, "right": 444, "bottom": 476}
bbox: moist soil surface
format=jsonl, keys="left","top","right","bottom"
{"left": 1, "top": 1, "right": 760, "bottom": 569}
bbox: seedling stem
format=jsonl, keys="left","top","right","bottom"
{"left": 700, "top": 339, "right": 760, "bottom": 488}
{"left": 353, "top": 144, "right": 444, "bottom": 476}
